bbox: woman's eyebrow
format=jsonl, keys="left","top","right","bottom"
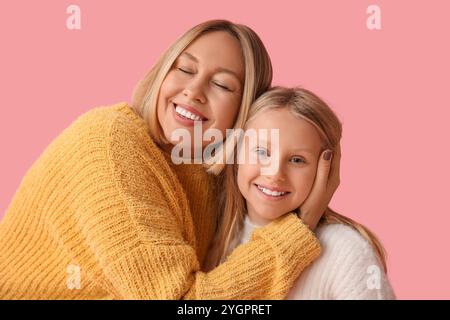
{"left": 181, "top": 51, "right": 242, "bottom": 83}
{"left": 215, "top": 67, "right": 242, "bottom": 82}
{"left": 181, "top": 51, "right": 198, "bottom": 62}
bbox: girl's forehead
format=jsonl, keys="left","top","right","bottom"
{"left": 244, "top": 108, "right": 323, "bottom": 150}
{"left": 247, "top": 107, "right": 296, "bottom": 127}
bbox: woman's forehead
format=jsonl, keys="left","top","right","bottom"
{"left": 181, "top": 31, "right": 245, "bottom": 79}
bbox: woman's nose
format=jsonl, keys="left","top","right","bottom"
{"left": 183, "top": 80, "right": 206, "bottom": 104}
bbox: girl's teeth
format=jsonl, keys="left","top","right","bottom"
{"left": 257, "top": 185, "right": 287, "bottom": 197}
{"left": 175, "top": 105, "right": 202, "bottom": 121}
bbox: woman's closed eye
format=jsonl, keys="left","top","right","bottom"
{"left": 177, "top": 67, "right": 194, "bottom": 74}
{"left": 176, "top": 67, "right": 232, "bottom": 91}
{"left": 213, "top": 81, "right": 231, "bottom": 91}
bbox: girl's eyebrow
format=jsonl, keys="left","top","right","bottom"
{"left": 254, "top": 140, "right": 313, "bottom": 152}
{"left": 181, "top": 51, "right": 242, "bottom": 83}
{"left": 253, "top": 138, "right": 316, "bottom": 156}
{"left": 291, "top": 148, "right": 315, "bottom": 155}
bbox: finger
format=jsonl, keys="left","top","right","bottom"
{"left": 314, "top": 149, "right": 333, "bottom": 188}
{"left": 300, "top": 149, "right": 333, "bottom": 213}
{"left": 329, "top": 143, "right": 341, "bottom": 189}
{"left": 333, "top": 142, "right": 341, "bottom": 176}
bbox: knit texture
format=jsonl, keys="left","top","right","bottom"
{"left": 0, "top": 102, "right": 321, "bottom": 299}
{"left": 237, "top": 216, "right": 396, "bottom": 300}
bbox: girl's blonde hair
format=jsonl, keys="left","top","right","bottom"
{"left": 206, "top": 86, "right": 388, "bottom": 273}
{"left": 131, "top": 20, "right": 273, "bottom": 174}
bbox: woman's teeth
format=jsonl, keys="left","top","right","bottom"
{"left": 256, "top": 185, "right": 288, "bottom": 197}
{"left": 175, "top": 105, "right": 203, "bottom": 121}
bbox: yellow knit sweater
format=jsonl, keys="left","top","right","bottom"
{"left": 0, "top": 102, "right": 320, "bottom": 299}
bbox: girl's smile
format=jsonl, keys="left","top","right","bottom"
{"left": 254, "top": 183, "right": 291, "bottom": 201}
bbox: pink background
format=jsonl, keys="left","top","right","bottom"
{"left": 1, "top": 0, "right": 449, "bottom": 299}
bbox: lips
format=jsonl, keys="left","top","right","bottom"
{"left": 254, "top": 183, "right": 291, "bottom": 199}
{"left": 254, "top": 183, "right": 289, "bottom": 193}
{"left": 172, "top": 102, "right": 208, "bottom": 121}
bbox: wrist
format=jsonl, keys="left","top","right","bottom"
{"left": 296, "top": 209, "right": 316, "bottom": 231}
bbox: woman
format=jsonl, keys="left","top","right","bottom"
{"left": 0, "top": 20, "right": 339, "bottom": 299}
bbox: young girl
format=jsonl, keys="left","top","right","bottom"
{"left": 206, "top": 87, "right": 395, "bottom": 299}
{"left": 0, "top": 21, "right": 338, "bottom": 299}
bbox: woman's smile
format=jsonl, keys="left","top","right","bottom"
{"left": 171, "top": 102, "right": 208, "bottom": 127}
{"left": 157, "top": 31, "right": 244, "bottom": 148}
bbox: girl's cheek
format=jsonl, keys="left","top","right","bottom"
{"left": 238, "top": 163, "right": 258, "bottom": 189}
{"left": 292, "top": 170, "right": 315, "bottom": 193}
{"left": 302, "top": 169, "right": 318, "bottom": 194}
{"left": 236, "top": 165, "right": 247, "bottom": 194}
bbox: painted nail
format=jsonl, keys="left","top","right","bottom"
{"left": 323, "top": 150, "right": 332, "bottom": 161}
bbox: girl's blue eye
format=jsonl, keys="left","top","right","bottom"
{"left": 291, "top": 156, "right": 306, "bottom": 164}
{"left": 255, "top": 147, "right": 269, "bottom": 157}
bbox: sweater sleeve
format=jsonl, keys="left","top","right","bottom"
{"left": 71, "top": 108, "right": 321, "bottom": 300}
{"left": 104, "top": 214, "right": 320, "bottom": 300}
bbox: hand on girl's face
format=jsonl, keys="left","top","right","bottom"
{"left": 157, "top": 31, "right": 245, "bottom": 149}
{"left": 236, "top": 108, "right": 323, "bottom": 226}
{"left": 299, "top": 143, "right": 341, "bottom": 231}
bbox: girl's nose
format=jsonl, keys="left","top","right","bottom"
{"left": 268, "top": 173, "right": 286, "bottom": 183}
{"left": 266, "top": 165, "right": 287, "bottom": 182}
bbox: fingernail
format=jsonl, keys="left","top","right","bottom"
{"left": 323, "top": 150, "right": 332, "bottom": 161}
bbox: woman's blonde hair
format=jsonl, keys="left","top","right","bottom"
{"left": 206, "top": 86, "right": 388, "bottom": 273}
{"left": 131, "top": 20, "right": 273, "bottom": 174}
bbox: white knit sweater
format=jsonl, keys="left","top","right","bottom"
{"left": 235, "top": 215, "right": 396, "bottom": 300}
